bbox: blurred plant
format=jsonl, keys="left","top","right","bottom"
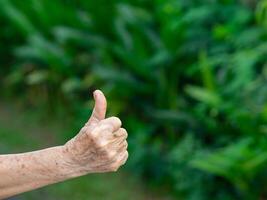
{"left": 1, "top": 0, "right": 267, "bottom": 199}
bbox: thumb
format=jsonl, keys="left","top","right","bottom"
{"left": 87, "top": 90, "right": 107, "bottom": 125}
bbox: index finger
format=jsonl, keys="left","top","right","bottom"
{"left": 99, "top": 117, "right": 122, "bottom": 132}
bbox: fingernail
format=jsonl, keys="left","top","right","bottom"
{"left": 93, "top": 90, "right": 98, "bottom": 99}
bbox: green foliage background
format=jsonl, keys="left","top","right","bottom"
{"left": 1, "top": 0, "right": 267, "bottom": 199}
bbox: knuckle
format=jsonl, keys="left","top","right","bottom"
{"left": 120, "top": 128, "right": 127, "bottom": 133}
{"left": 102, "top": 149, "right": 114, "bottom": 160}
{"left": 121, "top": 152, "right": 129, "bottom": 165}
{"left": 110, "top": 167, "right": 117, "bottom": 172}
{"left": 123, "top": 132, "right": 128, "bottom": 139}
{"left": 117, "top": 129, "right": 127, "bottom": 140}
{"left": 106, "top": 152, "right": 112, "bottom": 159}
{"left": 120, "top": 128, "right": 127, "bottom": 137}
{"left": 111, "top": 116, "right": 122, "bottom": 127}
{"left": 107, "top": 151, "right": 116, "bottom": 160}
{"left": 96, "top": 140, "right": 107, "bottom": 149}
{"left": 124, "top": 142, "right": 128, "bottom": 149}
{"left": 98, "top": 122, "right": 113, "bottom": 133}
{"left": 110, "top": 163, "right": 120, "bottom": 172}
{"left": 99, "top": 123, "right": 112, "bottom": 131}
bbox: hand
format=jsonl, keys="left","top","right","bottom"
{"left": 62, "top": 90, "right": 128, "bottom": 175}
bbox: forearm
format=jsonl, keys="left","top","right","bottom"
{"left": 0, "top": 90, "right": 128, "bottom": 199}
{"left": 0, "top": 146, "right": 78, "bottom": 199}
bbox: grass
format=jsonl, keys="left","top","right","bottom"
{"left": 0, "top": 101, "right": 173, "bottom": 200}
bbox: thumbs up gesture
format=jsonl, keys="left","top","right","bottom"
{"left": 62, "top": 90, "right": 128, "bottom": 175}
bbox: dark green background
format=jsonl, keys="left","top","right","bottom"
{"left": 1, "top": 0, "right": 267, "bottom": 199}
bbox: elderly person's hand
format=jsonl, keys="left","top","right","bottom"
{"left": 0, "top": 90, "right": 128, "bottom": 199}
{"left": 63, "top": 90, "right": 128, "bottom": 174}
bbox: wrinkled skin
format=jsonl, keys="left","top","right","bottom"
{"left": 0, "top": 90, "right": 128, "bottom": 199}
{"left": 63, "top": 90, "right": 128, "bottom": 173}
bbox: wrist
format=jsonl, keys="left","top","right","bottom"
{"left": 37, "top": 145, "right": 84, "bottom": 182}
{"left": 59, "top": 143, "right": 91, "bottom": 179}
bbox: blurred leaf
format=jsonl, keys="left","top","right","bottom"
{"left": 26, "top": 70, "right": 48, "bottom": 85}
{"left": 0, "top": 1, "right": 36, "bottom": 35}
{"left": 185, "top": 85, "right": 221, "bottom": 107}
{"left": 61, "top": 78, "right": 82, "bottom": 94}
